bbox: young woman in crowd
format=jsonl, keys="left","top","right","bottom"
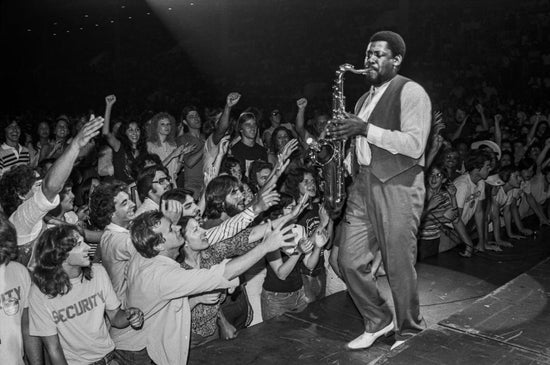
{"left": 102, "top": 95, "right": 147, "bottom": 184}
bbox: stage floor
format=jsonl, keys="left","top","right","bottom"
{"left": 189, "top": 227, "right": 550, "bottom": 365}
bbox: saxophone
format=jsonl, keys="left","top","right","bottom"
{"left": 307, "top": 63, "right": 367, "bottom": 218}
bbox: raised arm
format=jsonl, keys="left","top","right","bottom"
{"left": 474, "top": 103, "right": 489, "bottom": 131}
{"left": 295, "top": 98, "right": 308, "bottom": 146}
{"left": 212, "top": 92, "right": 241, "bottom": 145}
{"left": 102, "top": 95, "right": 121, "bottom": 151}
{"left": 42, "top": 118, "right": 103, "bottom": 202}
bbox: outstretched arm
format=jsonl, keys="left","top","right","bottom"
{"left": 43, "top": 118, "right": 104, "bottom": 202}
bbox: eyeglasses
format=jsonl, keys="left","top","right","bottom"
{"left": 153, "top": 176, "right": 171, "bottom": 185}
{"left": 271, "top": 111, "right": 280, "bottom": 116}
{"left": 429, "top": 173, "right": 443, "bottom": 178}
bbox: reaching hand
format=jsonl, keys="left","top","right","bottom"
{"left": 475, "top": 103, "right": 484, "bottom": 115}
{"left": 126, "top": 307, "right": 144, "bottom": 329}
{"left": 291, "top": 193, "right": 310, "bottom": 218}
{"left": 298, "top": 237, "right": 314, "bottom": 254}
{"left": 226, "top": 92, "right": 241, "bottom": 108}
{"left": 182, "top": 143, "right": 197, "bottom": 156}
{"left": 263, "top": 221, "right": 297, "bottom": 253}
{"left": 71, "top": 117, "right": 104, "bottom": 149}
{"left": 162, "top": 200, "right": 184, "bottom": 224}
{"left": 105, "top": 94, "right": 116, "bottom": 107}
{"left": 432, "top": 111, "right": 445, "bottom": 135}
{"left": 252, "top": 184, "right": 280, "bottom": 214}
{"left": 494, "top": 114, "right": 503, "bottom": 124}
{"left": 318, "top": 204, "right": 330, "bottom": 229}
{"left": 278, "top": 139, "right": 299, "bottom": 163}
{"left": 219, "top": 135, "right": 230, "bottom": 155}
{"left": 296, "top": 98, "right": 308, "bottom": 110}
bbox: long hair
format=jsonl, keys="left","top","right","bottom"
{"left": 204, "top": 175, "right": 240, "bottom": 220}
{"left": 0, "top": 213, "right": 17, "bottom": 265}
{"left": 32, "top": 225, "right": 92, "bottom": 298}
{"left": 116, "top": 120, "right": 147, "bottom": 156}
{"left": 283, "top": 167, "right": 316, "bottom": 201}
{"left": 147, "top": 112, "right": 177, "bottom": 146}
{"left": 270, "top": 126, "right": 292, "bottom": 155}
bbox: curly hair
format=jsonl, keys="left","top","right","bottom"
{"left": 0, "top": 212, "right": 18, "bottom": 265}
{"left": 147, "top": 112, "right": 177, "bottom": 146}
{"left": 204, "top": 175, "right": 240, "bottom": 220}
{"left": 32, "top": 225, "right": 92, "bottom": 298}
{"left": 130, "top": 210, "right": 164, "bottom": 258}
{"left": 0, "top": 165, "right": 38, "bottom": 216}
{"left": 283, "top": 167, "right": 317, "bottom": 201}
{"left": 116, "top": 120, "right": 147, "bottom": 157}
{"left": 89, "top": 181, "right": 128, "bottom": 229}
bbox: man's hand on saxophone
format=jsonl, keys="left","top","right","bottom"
{"left": 327, "top": 112, "right": 369, "bottom": 139}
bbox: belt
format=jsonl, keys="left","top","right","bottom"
{"left": 89, "top": 351, "right": 115, "bottom": 365}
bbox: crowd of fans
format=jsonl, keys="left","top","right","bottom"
{"left": 2, "top": 80, "right": 550, "bottom": 363}
{"left": 3, "top": 1, "right": 550, "bottom": 364}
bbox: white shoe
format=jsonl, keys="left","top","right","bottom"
{"left": 390, "top": 340, "right": 405, "bottom": 350}
{"left": 346, "top": 322, "right": 394, "bottom": 350}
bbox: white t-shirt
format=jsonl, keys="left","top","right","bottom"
{"left": 0, "top": 262, "right": 31, "bottom": 365}
{"left": 29, "top": 264, "right": 120, "bottom": 364}
{"left": 453, "top": 173, "right": 486, "bottom": 225}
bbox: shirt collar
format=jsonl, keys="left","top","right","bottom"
{"left": 105, "top": 222, "right": 129, "bottom": 233}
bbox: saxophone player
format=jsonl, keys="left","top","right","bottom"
{"left": 327, "top": 31, "right": 431, "bottom": 350}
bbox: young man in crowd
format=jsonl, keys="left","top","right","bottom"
{"left": 449, "top": 150, "right": 497, "bottom": 257}
{"left": 89, "top": 182, "right": 137, "bottom": 300}
{"left": 230, "top": 113, "right": 268, "bottom": 179}
{"left": 111, "top": 210, "right": 296, "bottom": 365}
{"left": 135, "top": 165, "right": 173, "bottom": 216}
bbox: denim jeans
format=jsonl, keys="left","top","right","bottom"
{"left": 113, "top": 348, "right": 154, "bottom": 365}
{"left": 261, "top": 287, "right": 308, "bottom": 321}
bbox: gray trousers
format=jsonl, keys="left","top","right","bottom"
{"left": 338, "top": 165, "right": 425, "bottom": 340}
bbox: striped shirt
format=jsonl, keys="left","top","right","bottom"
{"left": 0, "top": 143, "right": 30, "bottom": 176}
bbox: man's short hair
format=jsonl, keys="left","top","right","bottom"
{"left": 370, "top": 30, "right": 406, "bottom": 58}
{"left": 130, "top": 210, "right": 164, "bottom": 258}
{"left": 136, "top": 165, "right": 169, "bottom": 203}
{"left": 159, "top": 188, "right": 195, "bottom": 207}
{"left": 464, "top": 150, "right": 492, "bottom": 172}
{"left": 0, "top": 165, "right": 38, "bottom": 216}
{"left": 89, "top": 181, "right": 128, "bottom": 229}
{"left": 0, "top": 213, "right": 18, "bottom": 265}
